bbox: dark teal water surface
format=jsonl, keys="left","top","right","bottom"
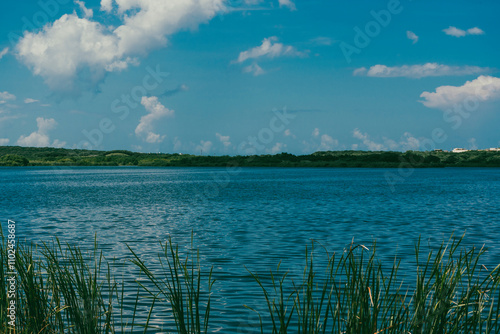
{"left": 1, "top": 167, "right": 500, "bottom": 332}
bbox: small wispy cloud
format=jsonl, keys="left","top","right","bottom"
{"left": 406, "top": 31, "right": 419, "bottom": 44}
{"left": 310, "top": 37, "right": 334, "bottom": 46}
{"left": 0, "top": 47, "right": 8, "bottom": 60}
{"left": 216, "top": 133, "right": 231, "bottom": 149}
{"left": 234, "top": 36, "right": 306, "bottom": 63}
{"left": 24, "top": 98, "right": 39, "bottom": 104}
{"left": 0, "top": 91, "right": 16, "bottom": 104}
{"left": 278, "top": 0, "right": 296, "bottom": 11}
{"left": 443, "top": 26, "right": 485, "bottom": 37}
{"left": 243, "top": 63, "right": 266, "bottom": 76}
{"left": 353, "top": 63, "right": 491, "bottom": 78}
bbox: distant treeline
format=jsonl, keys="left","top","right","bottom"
{"left": 1, "top": 146, "right": 500, "bottom": 168}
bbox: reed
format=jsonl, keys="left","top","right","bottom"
{"left": 1, "top": 231, "right": 499, "bottom": 333}
{"left": 250, "top": 237, "right": 500, "bottom": 333}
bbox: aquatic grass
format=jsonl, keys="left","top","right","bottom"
{"left": 128, "top": 235, "right": 216, "bottom": 334}
{"left": 0, "top": 232, "right": 152, "bottom": 333}
{"left": 1, "top": 229, "right": 500, "bottom": 333}
{"left": 249, "top": 237, "right": 500, "bottom": 333}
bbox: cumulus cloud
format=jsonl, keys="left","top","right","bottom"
{"left": 24, "top": 98, "right": 39, "bottom": 104}
{"left": 136, "top": 96, "right": 174, "bottom": 143}
{"left": 243, "top": 63, "right": 265, "bottom": 76}
{"left": 406, "top": 31, "right": 418, "bottom": 44}
{"left": 196, "top": 140, "right": 213, "bottom": 154}
{"left": 0, "top": 91, "right": 16, "bottom": 104}
{"left": 75, "top": 0, "right": 93, "bottom": 18}
{"left": 216, "top": 133, "right": 231, "bottom": 148}
{"left": 353, "top": 129, "right": 421, "bottom": 151}
{"left": 278, "top": 0, "right": 296, "bottom": 11}
{"left": 0, "top": 138, "right": 9, "bottom": 145}
{"left": 353, "top": 63, "right": 490, "bottom": 78}
{"left": 420, "top": 75, "right": 500, "bottom": 109}
{"left": 318, "top": 134, "right": 338, "bottom": 151}
{"left": 100, "top": 0, "right": 113, "bottom": 12}
{"left": 353, "top": 128, "right": 386, "bottom": 151}
{"left": 443, "top": 26, "right": 485, "bottom": 37}
{"left": 17, "top": 117, "right": 66, "bottom": 148}
{"left": 307, "top": 128, "right": 338, "bottom": 151}
{"left": 17, "top": 0, "right": 225, "bottom": 91}
{"left": 235, "top": 36, "right": 306, "bottom": 63}
{"left": 268, "top": 142, "right": 286, "bottom": 154}
{"left": 467, "top": 27, "right": 485, "bottom": 35}
{"left": 398, "top": 132, "right": 420, "bottom": 151}
{"left": 0, "top": 47, "right": 8, "bottom": 60}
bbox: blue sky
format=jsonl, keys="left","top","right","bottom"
{"left": 0, "top": 0, "right": 499, "bottom": 154}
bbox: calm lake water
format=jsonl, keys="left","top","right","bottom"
{"left": 1, "top": 167, "right": 500, "bottom": 332}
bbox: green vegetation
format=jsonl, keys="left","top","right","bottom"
{"left": 1, "top": 146, "right": 500, "bottom": 167}
{"left": 1, "top": 231, "right": 500, "bottom": 333}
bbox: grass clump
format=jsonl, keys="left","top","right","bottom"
{"left": 250, "top": 237, "right": 500, "bottom": 333}
{"left": 0, "top": 230, "right": 499, "bottom": 333}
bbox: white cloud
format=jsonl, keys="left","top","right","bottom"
{"left": 310, "top": 36, "right": 333, "bottom": 46}
{"left": 307, "top": 128, "right": 338, "bottom": 151}
{"left": 468, "top": 138, "right": 478, "bottom": 150}
{"left": 100, "top": 0, "right": 113, "bottom": 12}
{"left": 353, "top": 63, "right": 490, "bottom": 78}
{"left": 17, "top": 0, "right": 225, "bottom": 91}
{"left": 278, "top": 0, "right": 296, "bottom": 11}
{"left": 406, "top": 31, "right": 418, "bottom": 44}
{"left": 0, "top": 91, "right": 16, "bottom": 104}
{"left": 75, "top": 0, "right": 93, "bottom": 18}
{"left": 353, "top": 129, "right": 421, "bottom": 151}
{"left": 216, "top": 133, "right": 231, "bottom": 148}
{"left": 196, "top": 140, "right": 213, "bottom": 154}
{"left": 0, "top": 47, "right": 8, "bottom": 60}
{"left": 136, "top": 96, "right": 174, "bottom": 143}
{"left": 17, "top": 117, "right": 66, "bottom": 148}
{"left": 353, "top": 128, "right": 386, "bottom": 151}
{"left": 443, "top": 26, "right": 485, "bottom": 37}
{"left": 173, "top": 136, "right": 182, "bottom": 151}
{"left": 235, "top": 36, "right": 306, "bottom": 63}
{"left": 467, "top": 27, "right": 485, "bottom": 35}
{"left": 318, "top": 134, "right": 338, "bottom": 151}
{"left": 24, "top": 98, "right": 39, "bottom": 104}
{"left": 283, "top": 129, "right": 295, "bottom": 138}
{"left": 243, "top": 63, "right": 265, "bottom": 76}
{"left": 268, "top": 142, "right": 286, "bottom": 154}
{"left": 352, "top": 67, "right": 367, "bottom": 76}
{"left": 399, "top": 132, "right": 420, "bottom": 151}
{"left": 420, "top": 75, "right": 500, "bottom": 109}
{"left": 0, "top": 138, "right": 9, "bottom": 145}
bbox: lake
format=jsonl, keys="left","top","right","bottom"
{"left": 1, "top": 167, "right": 499, "bottom": 332}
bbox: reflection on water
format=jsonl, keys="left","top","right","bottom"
{"left": 1, "top": 167, "right": 500, "bottom": 332}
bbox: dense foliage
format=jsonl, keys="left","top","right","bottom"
{"left": 1, "top": 146, "right": 500, "bottom": 167}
